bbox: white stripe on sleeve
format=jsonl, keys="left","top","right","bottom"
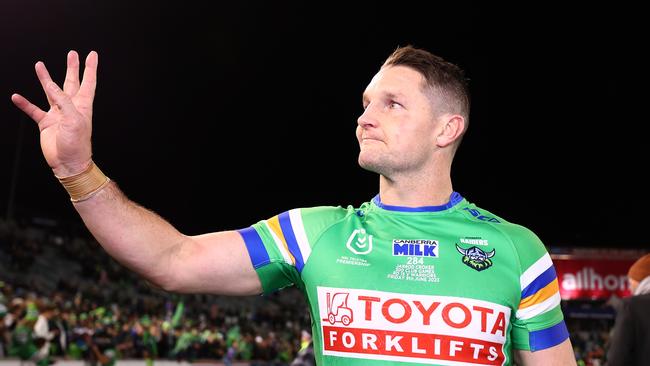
{"left": 516, "top": 292, "right": 561, "bottom": 320}
{"left": 263, "top": 221, "right": 293, "bottom": 265}
{"left": 520, "top": 253, "right": 553, "bottom": 291}
{"left": 289, "top": 209, "right": 312, "bottom": 265}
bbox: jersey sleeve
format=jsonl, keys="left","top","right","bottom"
{"left": 508, "top": 225, "right": 569, "bottom": 351}
{"left": 237, "top": 206, "right": 347, "bottom": 294}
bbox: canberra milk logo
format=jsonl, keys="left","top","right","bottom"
{"left": 393, "top": 239, "right": 439, "bottom": 257}
{"left": 346, "top": 229, "right": 373, "bottom": 255}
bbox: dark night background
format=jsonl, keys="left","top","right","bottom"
{"left": 0, "top": 1, "right": 647, "bottom": 249}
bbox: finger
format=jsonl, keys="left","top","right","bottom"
{"left": 79, "top": 51, "right": 98, "bottom": 101}
{"left": 63, "top": 50, "right": 80, "bottom": 95}
{"left": 11, "top": 93, "right": 47, "bottom": 123}
{"left": 43, "top": 81, "right": 78, "bottom": 117}
{"left": 34, "top": 61, "right": 56, "bottom": 106}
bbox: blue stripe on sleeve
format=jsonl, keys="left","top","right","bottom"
{"left": 238, "top": 227, "right": 270, "bottom": 269}
{"left": 278, "top": 211, "right": 305, "bottom": 272}
{"left": 529, "top": 320, "right": 569, "bottom": 351}
{"left": 521, "top": 266, "right": 557, "bottom": 299}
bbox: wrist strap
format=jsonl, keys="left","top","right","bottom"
{"left": 56, "top": 161, "right": 111, "bottom": 202}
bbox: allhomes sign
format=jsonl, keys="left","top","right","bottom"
{"left": 552, "top": 258, "right": 635, "bottom": 300}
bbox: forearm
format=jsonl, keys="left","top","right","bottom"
{"left": 73, "top": 180, "right": 187, "bottom": 290}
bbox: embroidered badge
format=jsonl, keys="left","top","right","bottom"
{"left": 456, "top": 244, "right": 495, "bottom": 271}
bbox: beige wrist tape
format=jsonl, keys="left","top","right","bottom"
{"left": 56, "top": 161, "right": 111, "bottom": 202}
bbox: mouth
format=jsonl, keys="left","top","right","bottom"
{"left": 361, "top": 137, "right": 382, "bottom": 143}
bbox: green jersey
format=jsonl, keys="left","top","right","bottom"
{"left": 238, "top": 193, "right": 568, "bottom": 366}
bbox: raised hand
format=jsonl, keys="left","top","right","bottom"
{"left": 11, "top": 50, "right": 98, "bottom": 177}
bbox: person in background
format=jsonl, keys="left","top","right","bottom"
{"left": 290, "top": 331, "right": 314, "bottom": 366}
{"left": 606, "top": 253, "right": 650, "bottom": 365}
{"left": 33, "top": 302, "right": 58, "bottom": 366}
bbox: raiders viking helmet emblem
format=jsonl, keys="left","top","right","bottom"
{"left": 456, "top": 244, "right": 495, "bottom": 271}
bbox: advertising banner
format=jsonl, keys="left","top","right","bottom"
{"left": 552, "top": 257, "right": 635, "bottom": 300}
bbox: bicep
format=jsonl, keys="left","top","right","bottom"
{"left": 166, "top": 230, "right": 262, "bottom": 295}
{"left": 514, "top": 338, "right": 576, "bottom": 366}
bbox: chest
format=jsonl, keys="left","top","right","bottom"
{"left": 304, "top": 218, "right": 518, "bottom": 301}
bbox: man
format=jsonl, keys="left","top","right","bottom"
{"left": 606, "top": 253, "right": 650, "bottom": 365}
{"left": 11, "top": 46, "right": 575, "bottom": 365}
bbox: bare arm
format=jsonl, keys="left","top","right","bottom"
{"left": 12, "top": 50, "right": 262, "bottom": 295}
{"left": 513, "top": 338, "right": 576, "bottom": 366}
{"left": 74, "top": 182, "right": 262, "bottom": 295}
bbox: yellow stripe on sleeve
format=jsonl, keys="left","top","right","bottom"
{"left": 267, "top": 215, "right": 295, "bottom": 265}
{"left": 519, "top": 278, "right": 560, "bottom": 309}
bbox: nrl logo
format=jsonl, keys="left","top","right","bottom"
{"left": 346, "top": 229, "right": 373, "bottom": 255}
{"left": 455, "top": 244, "right": 495, "bottom": 271}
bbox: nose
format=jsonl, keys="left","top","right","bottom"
{"left": 357, "top": 104, "right": 378, "bottom": 129}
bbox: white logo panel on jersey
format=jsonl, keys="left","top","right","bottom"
{"left": 317, "top": 286, "right": 509, "bottom": 366}
{"left": 346, "top": 229, "right": 373, "bottom": 255}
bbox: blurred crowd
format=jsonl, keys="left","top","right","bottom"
{"left": 566, "top": 311, "right": 614, "bottom": 366}
{"left": 0, "top": 218, "right": 311, "bottom": 365}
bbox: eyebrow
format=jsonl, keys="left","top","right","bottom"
{"left": 362, "top": 91, "right": 406, "bottom": 105}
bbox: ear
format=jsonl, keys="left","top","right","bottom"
{"left": 435, "top": 114, "right": 465, "bottom": 147}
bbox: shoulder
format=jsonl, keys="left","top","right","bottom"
{"left": 293, "top": 205, "right": 358, "bottom": 244}
{"left": 615, "top": 296, "right": 647, "bottom": 328}
{"left": 253, "top": 206, "right": 352, "bottom": 235}
{"left": 459, "top": 200, "right": 545, "bottom": 249}
{"left": 624, "top": 293, "right": 650, "bottom": 312}
{"left": 459, "top": 200, "right": 550, "bottom": 274}
{"left": 299, "top": 205, "right": 353, "bottom": 221}
{"left": 297, "top": 205, "right": 356, "bottom": 231}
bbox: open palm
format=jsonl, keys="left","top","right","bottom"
{"left": 11, "top": 50, "right": 98, "bottom": 177}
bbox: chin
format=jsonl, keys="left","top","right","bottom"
{"left": 358, "top": 155, "right": 384, "bottom": 175}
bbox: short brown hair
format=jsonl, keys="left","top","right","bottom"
{"left": 383, "top": 45, "right": 470, "bottom": 123}
{"left": 629, "top": 253, "right": 650, "bottom": 282}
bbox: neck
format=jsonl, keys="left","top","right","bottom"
{"left": 378, "top": 163, "right": 454, "bottom": 207}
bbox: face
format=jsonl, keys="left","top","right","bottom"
{"left": 357, "top": 65, "right": 440, "bottom": 177}
{"left": 629, "top": 278, "right": 639, "bottom": 293}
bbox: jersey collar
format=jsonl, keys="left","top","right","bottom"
{"left": 371, "top": 192, "right": 464, "bottom": 212}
